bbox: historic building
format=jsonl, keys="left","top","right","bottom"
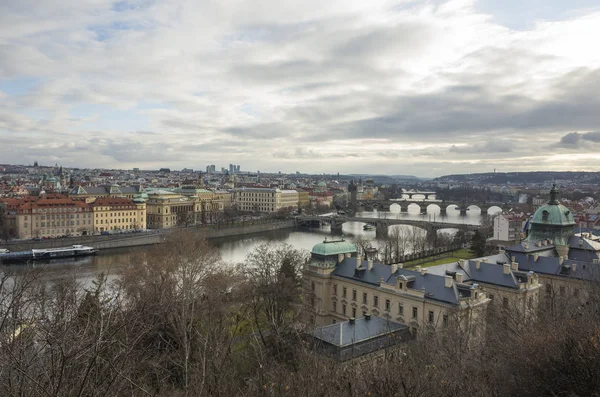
{"left": 233, "top": 187, "right": 299, "bottom": 213}
{"left": 304, "top": 238, "right": 492, "bottom": 338}
{"left": 69, "top": 184, "right": 144, "bottom": 200}
{"left": 90, "top": 197, "right": 146, "bottom": 233}
{"left": 1, "top": 195, "right": 94, "bottom": 239}
{"left": 145, "top": 189, "right": 225, "bottom": 229}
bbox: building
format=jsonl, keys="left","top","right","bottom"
{"left": 90, "top": 197, "right": 146, "bottom": 233}
{"left": 233, "top": 187, "right": 299, "bottom": 213}
{"left": 311, "top": 315, "right": 411, "bottom": 362}
{"left": 145, "top": 189, "right": 224, "bottom": 229}
{"left": 493, "top": 213, "right": 527, "bottom": 243}
{"left": 296, "top": 189, "right": 310, "bottom": 209}
{"left": 304, "top": 238, "right": 491, "bottom": 338}
{"left": 1, "top": 195, "right": 94, "bottom": 239}
{"left": 69, "top": 185, "right": 144, "bottom": 201}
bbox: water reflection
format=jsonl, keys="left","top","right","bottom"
{"left": 1, "top": 210, "right": 487, "bottom": 282}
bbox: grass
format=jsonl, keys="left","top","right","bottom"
{"left": 404, "top": 248, "right": 475, "bottom": 268}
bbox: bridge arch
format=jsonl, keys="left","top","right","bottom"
{"left": 426, "top": 204, "right": 441, "bottom": 214}
{"left": 445, "top": 204, "right": 460, "bottom": 213}
{"left": 389, "top": 203, "right": 401, "bottom": 214}
{"left": 467, "top": 205, "right": 482, "bottom": 214}
{"left": 407, "top": 203, "right": 421, "bottom": 213}
{"left": 487, "top": 205, "right": 502, "bottom": 215}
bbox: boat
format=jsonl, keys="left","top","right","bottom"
{"left": 0, "top": 245, "right": 99, "bottom": 264}
{"left": 363, "top": 224, "right": 376, "bottom": 231}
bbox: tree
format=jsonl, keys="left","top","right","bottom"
{"left": 242, "top": 244, "right": 309, "bottom": 362}
{"left": 469, "top": 230, "right": 487, "bottom": 257}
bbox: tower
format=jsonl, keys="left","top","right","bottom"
{"left": 348, "top": 180, "right": 358, "bottom": 214}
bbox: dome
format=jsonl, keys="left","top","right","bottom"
{"left": 311, "top": 238, "right": 357, "bottom": 257}
{"left": 317, "top": 181, "right": 327, "bottom": 188}
{"left": 527, "top": 184, "right": 575, "bottom": 247}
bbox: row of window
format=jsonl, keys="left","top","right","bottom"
{"left": 96, "top": 211, "right": 142, "bottom": 217}
{"left": 331, "top": 300, "right": 449, "bottom": 326}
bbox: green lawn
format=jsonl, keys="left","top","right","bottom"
{"left": 404, "top": 248, "right": 475, "bottom": 268}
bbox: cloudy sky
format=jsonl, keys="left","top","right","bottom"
{"left": 1, "top": 0, "right": 600, "bottom": 177}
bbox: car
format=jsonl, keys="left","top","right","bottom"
{"left": 101, "top": 231, "right": 111, "bottom": 236}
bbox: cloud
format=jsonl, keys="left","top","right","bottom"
{"left": 1, "top": 0, "right": 600, "bottom": 176}
{"left": 557, "top": 131, "right": 600, "bottom": 147}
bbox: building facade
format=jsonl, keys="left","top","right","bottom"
{"left": 304, "top": 238, "right": 491, "bottom": 338}
{"left": 1, "top": 195, "right": 94, "bottom": 239}
{"left": 493, "top": 213, "right": 526, "bottom": 242}
{"left": 233, "top": 187, "right": 299, "bottom": 213}
{"left": 90, "top": 197, "right": 146, "bottom": 233}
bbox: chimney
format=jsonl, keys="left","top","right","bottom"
{"left": 572, "top": 263, "right": 577, "bottom": 272}
{"left": 536, "top": 241, "right": 541, "bottom": 247}
{"left": 356, "top": 256, "right": 362, "bottom": 269}
{"left": 349, "top": 317, "right": 355, "bottom": 324}
{"left": 338, "top": 253, "right": 344, "bottom": 263}
{"left": 365, "top": 314, "right": 371, "bottom": 321}
{"left": 559, "top": 256, "right": 564, "bottom": 265}
{"left": 511, "top": 262, "right": 518, "bottom": 271}
{"left": 391, "top": 263, "right": 398, "bottom": 273}
{"left": 456, "top": 273, "right": 464, "bottom": 283}
{"left": 475, "top": 260, "right": 481, "bottom": 270}
{"left": 398, "top": 263, "right": 403, "bottom": 269}
{"left": 534, "top": 253, "right": 539, "bottom": 262}
{"left": 345, "top": 252, "right": 352, "bottom": 258}
{"left": 444, "top": 275, "right": 453, "bottom": 288}
{"left": 503, "top": 263, "right": 510, "bottom": 274}
{"left": 549, "top": 239, "right": 553, "bottom": 245}
{"left": 420, "top": 267, "right": 428, "bottom": 276}
{"left": 523, "top": 242, "right": 529, "bottom": 249}
{"left": 511, "top": 256, "right": 516, "bottom": 263}
{"left": 416, "top": 266, "right": 421, "bottom": 273}
{"left": 367, "top": 260, "right": 373, "bottom": 271}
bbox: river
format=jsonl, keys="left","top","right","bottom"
{"left": 1, "top": 207, "right": 489, "bottom": 282}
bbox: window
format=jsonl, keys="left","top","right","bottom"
{"left": 311, "top": 282, "right": 315, "bottom": 292}
{"left": 343, "top": 287, "right": 347, "bottom": 298}
{"left": 362, "top": 293, "right": 367, "bottom": 304}
{"left": 503, "top": 297, "right": 509, "bottom": 309}
{"left": 333, "top": 301, "right": 337, "bottom": 313}
{"left": 443, "top": 314, "right": 449, "bottom": 328}
{"left": 333, "top": 284, "right": 337, "bottom": 296}
{"left": 412, "top": 307, "right": 418, "bottom": 319}
{"left": 574, "top": 288, "right": 580, "bottom": 297}
{"left": 352, "top": 289, "right": 357, "bottom": 301}
{"left": 428, "top": 311, "right": 434, "bottom": 323}
{"left": 373, "top": 296, "right": 379, "bottom": 307}
{"left": 385, "top": 299, "right": 390, "bottom": 311}
{"left": 560, "top": 286, "right": 566, "bottom": 296}
{"left": 342, "top": 305, "right": 347, "bottom": 316}
{"left": 546, "top": 284, "right": 552, "bottom": 294}
{"left": 398, "top": 304, "right": 404, "bottom": 316}
{"left": 352, "top": 307, "right": 356, "bottom": 318}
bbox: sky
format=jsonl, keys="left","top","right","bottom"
{"left": 1, "top": 0, "right": 600, "bottom": 177}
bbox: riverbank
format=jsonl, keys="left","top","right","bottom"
{"left": 1, "top": 220, "right": 296, "bottom": 252}
{"left": 403, "top": 248, "right": 474, "bottom": 268}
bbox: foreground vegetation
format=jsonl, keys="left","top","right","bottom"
{"left": 1, "top": 230, "right": 599, "bottom": 397}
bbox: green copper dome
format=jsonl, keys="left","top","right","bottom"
{"left": 311, "top": 238, "right": 357, "bottom": 257}
{"left": 527, "top": 184, "right": 575, "bottom": 246}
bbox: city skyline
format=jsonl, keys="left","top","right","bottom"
{"left": 1, "top": 0, "right": 600, "bottom": 177}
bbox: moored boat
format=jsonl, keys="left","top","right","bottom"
{"left": 363, "top": 224, "right": 376, "bottom": 231}
{"left": 0, "top": 245, "right": 99, "bottom": 264}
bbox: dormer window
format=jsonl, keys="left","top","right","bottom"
{"left": 542, "top": 210, "right": 549, "bottom": 221}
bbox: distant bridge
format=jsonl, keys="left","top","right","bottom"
{"left": 295, "top": 215, "right": 481, "bottom": 241}
{"left": 353, "top": 199, "right": 508, "bottom": 215}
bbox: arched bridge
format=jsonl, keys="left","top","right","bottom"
{"left": 295, "top": 215, "right": 481, "bottom": 241}
{"left": 354, "top": 199, "right": 507, "bottom": 215}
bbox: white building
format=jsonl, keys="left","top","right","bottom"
{"left": 493, "top": 213, "right": 527, "bottom": 242}
{"left": 234, "top": 187, "right": 299, "bottom": 212}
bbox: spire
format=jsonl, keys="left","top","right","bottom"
{"left": 549, "top": 183, "right": 559, "bottom": 205}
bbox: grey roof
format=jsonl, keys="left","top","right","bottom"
{"left": 508, "top": 252, "right": 600, "bottom": 281}
{"left": 70, "top": 185, "right": 142, "bottom": 195}
{"left": 427, "top": 254, "right": 520, "bottom": 289}
{"left": 313, "top": 316, "right": 407, "bottom": 347}
{"left": 332, "top": 258, "right": 463, "bottom": 305}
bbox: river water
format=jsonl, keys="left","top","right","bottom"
{"left": 1, "top": 207, "right": 489, "bottom": 282}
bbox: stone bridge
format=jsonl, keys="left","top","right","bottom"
{"left": 354, "top": 199, "right": 508, "bottom": 215}
{"left": 296, "top": 215, "right": 480, "bottom": 241}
